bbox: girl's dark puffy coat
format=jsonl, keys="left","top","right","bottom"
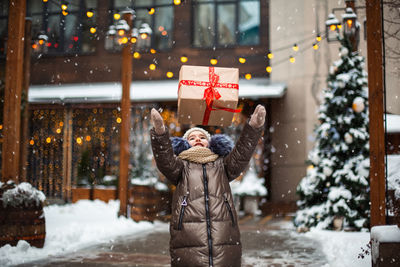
{"left": 150, "top": 123, "right": 262, "bottom": 267}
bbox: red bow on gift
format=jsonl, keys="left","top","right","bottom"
{"left": 203, "top": 67, "right": 221, "bottom": 108}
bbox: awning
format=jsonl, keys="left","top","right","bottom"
{"left": 28, "top": 78, "right": 287, "bottom": 104}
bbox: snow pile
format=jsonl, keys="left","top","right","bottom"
{"left": 371, "top": 225, "right": 400, "bottom": 264}
{"left": 1, "top": 182, "right": 46, "bottom": 208}
{"left": 387, "top": 154, "right": 400, "bottom": 199}
{"left": 0, "top": 200, "right": 157, "bottom": 266}
{"left": 230, "top": 165, "right": 267, "bottom": 196}
{"left": 305, "top": 229, "right": 371, "bottom": 267}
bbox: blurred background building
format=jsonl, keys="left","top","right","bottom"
{"left": 0, "top": 0, "right": 399, "bottom": 215}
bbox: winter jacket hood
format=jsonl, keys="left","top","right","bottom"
{"left": 171, "top": 134, "right": 234, "bottom": 157}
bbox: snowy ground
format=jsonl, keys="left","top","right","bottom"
{"left": 0, "top": 200, "right": 371, "bottom": 267}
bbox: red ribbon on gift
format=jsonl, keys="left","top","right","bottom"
{"left": 178, "top": 67, "right": 241, "bottom": 125}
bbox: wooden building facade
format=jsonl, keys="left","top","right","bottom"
{"left": 1, "top": 0, "right": 288, "bottom": 210}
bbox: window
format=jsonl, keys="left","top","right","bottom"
{"left": 193, "top": 0, "right": 260, "bottom": 48}
{"left": 112, "top": 0, "right": 174, "bottom": 51}
{"left": 27, "top": 0, "right": 97, "bottom": 55}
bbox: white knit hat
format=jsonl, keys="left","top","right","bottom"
{"left": 182, "top": 127, "right": 211, "bottom": 141}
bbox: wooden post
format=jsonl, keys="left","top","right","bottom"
{"left": 366, "top": 0, "right": 386, "bottom": 227}
{"left": 19, "top": 18, "right": 32, "bottom": 182}
{"left": 2, "top": 1, "right": 26, "bottom": 183}
{"left": 118, "top": 11, "right": 133, "bottom": 217}
{"left": 62, "top": 108, "right": 73, "bottom": 202}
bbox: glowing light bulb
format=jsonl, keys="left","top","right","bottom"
{"left": 210, "top": 58, "right": 218, "bottom": 65}
{"left": 180, "top": 55, "right": 188, "bottom": 63}
{"left": 313, "top": 43, "right": 319, "bottom": 50}
{"left": 140, "top": 33, "right": 148, "bottom": 39}
{"left": 116, "top": 117, "right": 122, "bottom": 123}
{"left": 150, "top": 48, "right": 156, "bottom": 54}
{"left": 86, "top": 10, "right": 94, "bottom": 18}
{"left": 267, "top": 52, "right": 274, "bottom": 59}
{"left": 238, "top": 57, "right": 246, "bottom": 64}
{"left": 289, "top": 56, "right": 295, "bottom": 63}
{"left": 133, "top": 52, "right": 141, "bottom": 59}
{"left": 90, "top": 27, "right": 96, "bottom": 34}
{"left": 148, "top": 8, "right": 155, "bottom": 15}
{"left": 61, "top": 4, "right": 68, "bottom": 10}
{"left": 46, "top": 137, "right": 51, "bottom": 143}
{"left": 292, "top": 44, "right": 299, "bottom": 52}
{"left": 76, "top": 137, "right": 83, "bottom": 144}
{"left": 330, "top": 25, "right": 337, "bottom": 31}
{"left": 316, "top": 35, "right": 322, "bottom": 42}
{"left": 149, "top": 64, "right": 156, "bottom": 70}
{"left": 131, "top": 37, "right": 137, "bottom": 43}
{"left": 266, "top": 66, "right": 272, "bottom": 73}
{"left": 166, "top": 72, "right": 174, "bottom": 78}
{"left": 56, "top": 128, "right": 62, "bottom": 134}
{"left": 245, "top": 74, "right": 252, "bottom": 80}
{"left": 174, "top": 0, "right": 181, "bottom": 5}
{"left": 86, "top": 135, "right": 91, "bottom": 141}
{"left": 114, "top": 13, "right": 121, "bottom": 20}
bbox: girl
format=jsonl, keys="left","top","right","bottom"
{"left": 150, "top": 104, "right": 266, "bottom": 267}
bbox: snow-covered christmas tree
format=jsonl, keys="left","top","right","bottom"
{"left": 294, "top": 37, "right": 370, "bottom": 230}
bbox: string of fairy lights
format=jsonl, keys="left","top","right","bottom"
{"left": 33, "top": 0, "right": 328, "bottom": 80}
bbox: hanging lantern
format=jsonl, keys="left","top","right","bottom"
{"left": 292, "top": 44, "right": 299, "bottom": 52}
{"left": 115, "top": 19, "right": 130, "bottom": 46}
{"left": 289, "top": 56, "right": 295, "bottom": 63}
{"left": 33, "top": 32, "right": 49, "bottom": 54}
{"left": 138, "top": 23, "right": 152, "bottom": 49}
{"left": 341, "top": 7, "right": 360, "bottom": 50}
{"left": 210, "top": 57, "right": 218, "bottom": 65}
{"left": 325, "top": 13, "right": 341, "bottom": 42}
{"left": 105, "top": 25, "right": 116, "bottom": 51}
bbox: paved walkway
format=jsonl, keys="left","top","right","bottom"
{"left": 18, "top": 215, "right": 327, "bottom": 267}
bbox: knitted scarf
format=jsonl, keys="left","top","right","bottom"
{"left": 178, "top": 146, "right": 219, "bottom": 164}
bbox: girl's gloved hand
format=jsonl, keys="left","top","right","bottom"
{"left": 151, "top": 108, "right": 166, "bottom": 135}
{"left": 249, "top": 104, "right": 266, "bottom": 129}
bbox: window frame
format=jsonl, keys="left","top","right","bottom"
{"left": 191, "top": 0, "right": 261, "bottom": 49}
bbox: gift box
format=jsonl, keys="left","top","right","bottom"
{"left": 177, "top": 65, "right": 240, "bottom": 127}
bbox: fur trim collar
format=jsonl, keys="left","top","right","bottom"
{"left": 171, "top": 134, "right": 233, "bottom": 157}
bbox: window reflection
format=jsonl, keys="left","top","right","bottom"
{"left": 26, "top": 0, "right": 97, "bottom": 55}
{"left": 193, "top": 0, "right": 260, "bottom": 48}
